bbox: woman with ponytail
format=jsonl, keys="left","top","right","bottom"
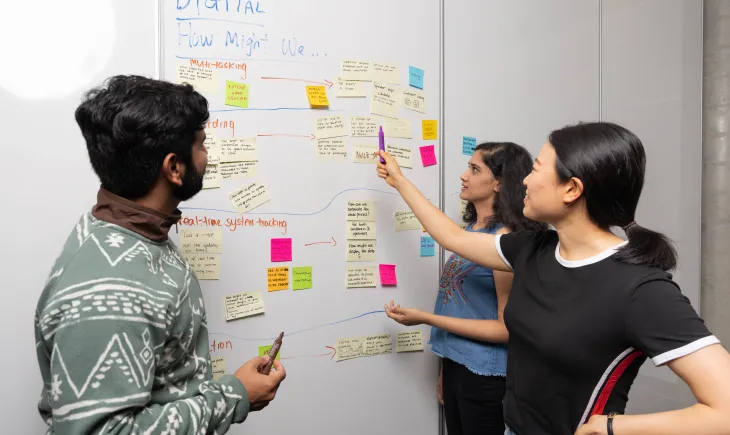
{"left": 377, "top": 122, "right": 730, "bottom": 435}
{"left": 384, "top": 142, "right": 545, "bottom": 435}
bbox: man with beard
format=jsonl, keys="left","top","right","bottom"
{"left": 34, "top": 75, "right": 286, "bottom": 434}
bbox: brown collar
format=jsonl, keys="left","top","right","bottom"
{"left": 91, "top": 187, "right": 181, "bottom": 242}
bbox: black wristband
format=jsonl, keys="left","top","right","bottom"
{"left": 607, "top": 412, "right": 618, "bottom": 435}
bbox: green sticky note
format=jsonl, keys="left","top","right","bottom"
{"left": 225, "top": 80, "right": 249, "bottom": 108}
{"left": 292, "top": 266, "right": 313, "bottom": 290}
{"left": 258, "top": 345, "right": 281, "bottom": 360}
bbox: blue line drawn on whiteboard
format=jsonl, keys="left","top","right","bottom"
{"left": 176, "top": 17, "right": 264, "bottom": 27}
{"left": 176, "top": 55, "right": 314, "bottom": 64}
{"left": 180, "top": 188, "right": 402, "bottom": 217}
{"left": 209, "top": 310, "right": 386, "bottom": 342}
{"left": 210, "top": 107, "right": 342, "bottom": 113}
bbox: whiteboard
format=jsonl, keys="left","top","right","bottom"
{"left": 161, "top": 1, "right": 442, "bottom": 434}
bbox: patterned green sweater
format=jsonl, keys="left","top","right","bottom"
{"left": 35, "top": 210, "right": 249, "bottom": 434}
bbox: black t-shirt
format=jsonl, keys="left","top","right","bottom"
{"left": 496, "top": 230, "right": 719, "bottom": 435}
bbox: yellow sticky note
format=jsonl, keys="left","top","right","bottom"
{"left": 225, "top": 81, "right": 249, "bottom": 108}
{"left": 422, "top": 120, "right": 438, "bottom": 140}
{"left": 306, "top": 85, "right": 329, "bottom": 108}
{"left": 267, "top": 267, "right": 290, "bottom": 291}
{"left": 211, "top": 356, "right": 226, "bottom": 380}
{"left": 396, "top": 331, "right": 424, "bottom": 352}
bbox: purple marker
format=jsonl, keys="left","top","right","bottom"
{"left": 378, "top": 126, "right": 385, "bottom": 163}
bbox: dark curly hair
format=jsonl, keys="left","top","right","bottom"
{"left": 75, "top": 75, "right": 209, "bottom": 199}
{"left": 463, "top": 142, "right": 546, "bottom": 232}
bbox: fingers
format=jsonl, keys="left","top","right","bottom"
{"left": 246, "top": 356, "right": 268, "bottom": 369}
{"left": 270, "top": 360, "right": 286, "bottom": 382}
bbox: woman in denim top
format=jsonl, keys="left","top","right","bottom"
{"left": 384, "top": 142, "right": 544, "bottom": 435}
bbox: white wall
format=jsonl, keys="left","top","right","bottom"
{"left": 601, "top": 0, "right": 704, "bottom": 413}
{"left": 0, "top": 1, "right": 156, "bottom": 431}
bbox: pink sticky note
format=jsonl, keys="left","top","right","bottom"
{"left": 419, "top": 145, "right": 437, "bottom": 167}
{"left": 379, "top": 264, "right": 397, "bottom": 286}
{"left": 271, "top": 238, "right": 292, "bottom": 262}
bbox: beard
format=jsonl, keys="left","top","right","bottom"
{"left": 173, "top": 163, "right": 204, "bottom": 202}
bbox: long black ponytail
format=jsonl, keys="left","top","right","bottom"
{"left": 549, "top": 122, "right": 677, "bottom": 271}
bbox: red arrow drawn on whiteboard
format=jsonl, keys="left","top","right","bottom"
{"left": 258, "top": 133, "right": 316, "bottom": 140}
{"left": 326, "top": 345, "right": 337, "bottom": 360}
{"left": 304, "top": 237, "right": 337, "bottom": 247}
{"left": 261, "top": 76, "right": 334, "bottom": 89}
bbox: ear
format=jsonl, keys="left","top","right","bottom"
{"left": 494, "top": 180, "right": 500, "bottom": 193}
{"left": 562, "top": 177, "right": 583, "bottom": 205}
{"left": 161, "top": 153, "right": 185, "bottom": 187}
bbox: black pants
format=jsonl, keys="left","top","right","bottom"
{"left": 442, "top": 358, "right": 507, "bottom": 435}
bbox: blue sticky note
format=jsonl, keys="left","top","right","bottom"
{"left": 462, "top": 136, "right": 477, "bottom": 155}
{"left": 420, "top": 236, "right": 435, "bottom": 257}
{"left": 409, "top": 66, "right": 424, "bottom": 89}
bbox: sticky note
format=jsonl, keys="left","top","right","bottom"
{"left": 402, "top": 89, "right": 426, "bottom": 114}
{"left": 379, "top": 264, "right": 397, "bottom": 285}
{"left": 271, "top": 238, "right": 292, "bottom": 262}
{"left": 420, "top": 145, "right": 437, "bottom": 167}
{"left": 258, "top": 344, "right": 281, "bottom": 360}
{"left": 267, "top": 267, "right": 290, "bottom": 291}
{"left": 220, "top": 137, "right": 258, "bottom": 163}
{"left": 347, "top": 221, "right": 376, "bottom": 239}
{"left": 306, "top": 85, "right": 329, "bottom": 107}
{"left": 351, "top": 143, "right": 379, "bottom": 164}
{"left": 341, "top": 60, "right": 373, "bottom": 81}
{"left": 394, "top": 211, "right": 421, "bottom": 231}
{"left": 335, "top": 334, "right": 393, "bottom": 362}
{"left": 203, "top": 130, "right": 220, "bottom": 164}
{"left": 292, "top": 266, "right": 313, "bottom": 290}
{"left": 221, "top": 161, "right": 258, "bottom": 180}
{"left": 224, "top": 291, "right": 264, "bottom": 321}
{"left": 347, "top": 201, "right": 376, "bottom": 221}
{"left": 372, "top": 63, "right": 400, "bottom": 84}
{"left": 386, "top": 145, "right": 413, "bottom": 169}
{"left": 225, "top": 81, "right": 249, "bottom": 108}
{"left": 463, "top": 136, "right": 477, "bottom": 155}
{"left": 422, "top": 120, "right": 438, "bottom": 140}
{"left": 181, "top": 230, "right": 223, "bottom": 255}
{"left": 346, "top": 266, "right": 377, "bottom": 288}
{"left": 420, "top": 236, "right": 435, "bottom": 257}
{"left": 382, "top": 118, "right": 412, "bottom": 138}
{"left": 370, "top": 82, "right": 399, "bottom": 119}
{"left": 314, "top": 115, "right": 347, "bottom": 139}
{"left": 229, "top": 181, "right": 270, "bottom": 214}
{"left": 409, "top": 66, "right": 424, "bottom": 89}
{"left": 364, "top": 334, "right": 393, "bottom": 356}
{"left": 350, "top": 116, "right": 378, "bottom": 137}
{"left": 396, "top": 331, "right": 424, "bottom": 352}
{"left": 336, "top": 77, "right": 367, "bottom": 97}
{"left": 177, "top": 65, "right": 219, "bottom": 93}
{"left": 211, "top": 357, "right": 226, "bottom": 380}
{"left": 346, "top": 241, "right": 377, "bottom": 262}
{"left": 316, "top": 139, "right": 348, "bottom": 161}
{"left": 202, "top": 164, "right": 221, "bottom": 189}
{"left": 184, "top": 254, "right": 220, "bottom": 280}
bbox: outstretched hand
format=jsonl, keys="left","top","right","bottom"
{"left": 383, "top": 300, "right": 429, "bottom": 326}
{"left": 376, "top": 151, "right": 404, "bottom": 188}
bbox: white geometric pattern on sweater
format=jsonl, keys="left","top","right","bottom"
{"left": 39, "top": 277, "right": 175, "bottom": 341}
{"left": 50, "top": 330, "right": 155, "bottom": 401}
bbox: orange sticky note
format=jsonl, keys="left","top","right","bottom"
{"left": 267, "top": 267, "right": 290, "bottom": 291}
{"left": 306, "top": 85, "right": 329, "bottom": 108}
{"left": 422, "top": 120, "right": 437, "bottom": 140}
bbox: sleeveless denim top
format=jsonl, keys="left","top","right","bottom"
{"left": 428, "top": 223, "right": 507, "bottom": 376}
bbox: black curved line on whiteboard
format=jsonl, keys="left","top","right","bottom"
{"left": 179, "top": 187, "right": 404, "bottom": 217}
{"left": 209, "top": 310, "right": 386, "bottom": 342}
